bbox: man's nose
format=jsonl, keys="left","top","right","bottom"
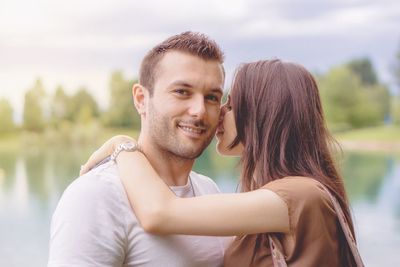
{"left": 188, "top": 95, "right": 206, "bottom": 118}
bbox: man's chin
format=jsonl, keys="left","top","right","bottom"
{"left": 170, "top": 145, "right": 207, "bottom": 160}
{"left": 177, "top": 150, "right": 205, "bottom": 160}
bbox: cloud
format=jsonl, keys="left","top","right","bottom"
{"left": 228, "top": 0, "right": 400, "bottom": 38}
{"left": 2, "top": 0, "right": 399, "bottom": 48}
{"left": 0, "top": 0, "right": 399, "bottom": 114}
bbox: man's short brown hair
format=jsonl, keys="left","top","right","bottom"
{"left": 139, "top": 31, "right": 225, "bottom": 95}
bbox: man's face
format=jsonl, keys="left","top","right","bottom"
{"left": 145, "top": 51, "right": 224, "bottom": 159}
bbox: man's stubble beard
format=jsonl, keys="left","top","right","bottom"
{"left": 147, "top": 101, "right": 217, "bottom": 161}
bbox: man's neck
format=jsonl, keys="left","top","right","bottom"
{"left": 137, "top": 137, "right": 194, "bottom": 186}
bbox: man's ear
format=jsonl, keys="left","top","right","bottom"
{"left": 132, "top": 83, "right": 148, "bottom": 115}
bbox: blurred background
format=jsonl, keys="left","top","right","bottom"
{"left": 0, "top": 0, "right": 400, "bottom": 266}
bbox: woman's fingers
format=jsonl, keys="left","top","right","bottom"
{"left": 79, "top": 165, "right": 88, "bottom": 176}
{"left": 80, "top": 148, "right": 105, "bottom": 175}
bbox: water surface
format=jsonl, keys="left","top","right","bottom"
{"left": 0, "top": 146, "right": 398, "bottom": 266}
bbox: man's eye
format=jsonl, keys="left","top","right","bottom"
{"left": 175, "top": 89, "right": 189, "bottom": 95}
{"left": 206, "top": 95, "right": 220, "bottom": 102}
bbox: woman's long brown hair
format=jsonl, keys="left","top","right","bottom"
{"left": 229, "top": 59, "right": 356, "bottom": 266}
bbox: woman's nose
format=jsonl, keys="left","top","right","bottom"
{"left": 219, "top": 106, "right": 226, "bottom": 122}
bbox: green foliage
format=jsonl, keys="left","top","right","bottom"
{"left": 0, "top": 98, "right": 15, "bottom": 133}
{"left": 367, "top": 84, "right": 391, "bottom": 118}
{"left": 319, "top": 66, "right": 363, "bottom": 129}
{"left": 50, "top": 86, "right": 99, "bottom": 127}
{"left": 347, "top": 58, "right": 378, "bottom": 86}
{"left": 392, "top": 96, "right": 400, "bottom": 125}
{"left": 347, "top": 57, "right": 391, "bottom": 120}
{"left": 394, "top": 41, "right": 400, "bottom": 90}
{"left": 50, "top": 86, "right": 70, "bottom": 128}
{"left": 69, "top": 87, "right": 99, "bottom": 123}
{"left": 23, "top": 79, "right": 46, "bottom": 132}
{"left": 335, "top": 125, "right": 400, "bottom": 142}
{"left": 103, "top": 71, "right": 140, "bottom": 128}
{"left": 319, "top": 64, "right": 389, "bottom": 131}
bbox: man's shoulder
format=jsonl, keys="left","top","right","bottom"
{"left": 56, "top": 161, "right": 127, "bottom": 214}
{"left": 190, "top": 171, "right": 221, "bottom": 194}
{"left": 51, "top": 161, "right": 130, "bottom": 233}
{"left": 49, "top": 162, "right": 128, "bottom": 266}
{"left": 66, "top": 161, "right": 122, "bottom": 196}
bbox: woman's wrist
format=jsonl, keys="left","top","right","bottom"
{"left": 79, "top": 135, "right": 138, "bottom": 176}
{"left": 111, "top": 135, "right": 136, "bottom": 153}
{"left": 111, "top": 141, "right": 140, "bottom": 161}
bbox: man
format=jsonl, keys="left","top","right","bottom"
{"left": 48, "top": 32, "right": 230, "bottom": 267}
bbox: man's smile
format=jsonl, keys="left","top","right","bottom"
{"left": 178, "top": 123, "right": 207, "bottom": 138}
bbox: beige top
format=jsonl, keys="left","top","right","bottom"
{"left": 224, "top": 177, "right": 341, "bottom": 267}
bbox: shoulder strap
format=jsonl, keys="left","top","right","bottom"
{"left": 269, "top": 182, "right": 365, "bottom": 267}
{"left": 268, "top": 235, "right": 287, "bottom": 267}
{"left": 319, "top": 184, "right": 365, "bottom": 267}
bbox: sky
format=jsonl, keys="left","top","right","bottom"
{"left": 1, "top": 0, "right": 400, "bottom": 120}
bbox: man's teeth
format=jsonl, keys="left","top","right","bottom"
{"left": 180, "top": 126, "right": 203, "bottom": 134}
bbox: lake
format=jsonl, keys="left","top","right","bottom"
{"left": 0, "top": 144, "right": 399, "bottom": 266}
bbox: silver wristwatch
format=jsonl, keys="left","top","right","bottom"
{"left": 110, "top": 141, "right": 139, "bottom": 161}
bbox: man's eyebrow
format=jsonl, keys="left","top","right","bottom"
{"left": 170, "top": 80, "right": 193, "bottom": 88}
{"left": 210, "top": 88, "right": 223, "bottom": 95}
{"left": 170, "top": 81, "right": 223, "bottom": 95}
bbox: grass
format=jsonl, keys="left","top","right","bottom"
{"left": 333, "top": 125, "right": 400, "bottom": 153}
{"left": 334, "top": 125, "right": 400, "bottom": 142}
{"left": 0, "top": 127, "right": 139, "bottom": 152}
{"left": 0, "top": 132, "right": 22, "bottom": 152}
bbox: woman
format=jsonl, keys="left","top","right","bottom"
{"left": 81, "top": 59, "right": 363, "bottom": 266}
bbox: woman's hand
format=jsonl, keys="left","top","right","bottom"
{"left": 79, "top": 135, "right": 136, "bottom": 176}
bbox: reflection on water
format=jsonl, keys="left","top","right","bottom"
{"left": 0, "top": 146, "right": 399, "bottom": 267}
{"left": 341, "top": 152, "right": 390, "bottom": 202}
{"left": 348, "top": 157, "right": 400, "bottom": 267}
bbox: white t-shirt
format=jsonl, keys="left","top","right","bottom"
{"left": 48, "top": 161, "right": 232, "bottom": 267}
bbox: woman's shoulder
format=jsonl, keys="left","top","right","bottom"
{"left": 263, "top": 176, "right": 335, "bottom": 233}
{"left": 263, "top": 176, "right": 333, "bottom": 211}
{"left": 264, "top": 176, "right": 323, "bottom": 192}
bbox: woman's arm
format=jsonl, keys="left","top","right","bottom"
{"left": 117, "top": 151, "right": 289, "bottom": 236}
{"left": 80, "top": 136, "right": 289, "bottom": 236}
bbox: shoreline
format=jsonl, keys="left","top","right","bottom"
{"left": 338, "top": 140, "right": 400, "bottom": 152}
{"left": 1, "top": 129, "right": 399, "bottom": 153}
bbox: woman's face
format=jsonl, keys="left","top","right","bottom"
{"left": 215, "top": 94, "right": 244, "bottom": 156}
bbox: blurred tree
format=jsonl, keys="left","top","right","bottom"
{"left": 70, "top": 87, "right": 99, "bottom": 123}
{"left": 319, "top": 66, "right": 383, "bottom": 130}
{"left": 392, "top": 96, "right": 400, "bottom": 125}
{"left": 50, "top": 85, "right": 71, "bottom": 128}
{"left": 365, "top": 84, "right": 391, "bottom": 120}
{"left": 347, "top": 58, "right": 390, "bottom": 120}
{"left": 0, "top": 98, "right": 15, "bottom": 133}
{"left": 103, "top": 71, "right": 140, "bottom": 128}
{"left": 347, "top": 58, "right": 378, "bottom": 86}
{"left": 390, "top": 40, "right": 400, "bottom": 124}
{"left": 394, "top": 41, "right": 400, "bottom": 91}
{"left": 23, "top": 79, "right": 46, "bottom": 132}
